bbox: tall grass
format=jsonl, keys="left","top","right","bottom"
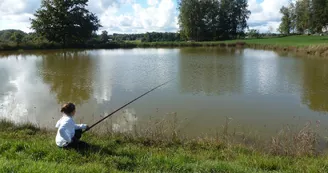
{"left": 269, "top": 124, "right": 318, "bottom": 156}
{"left": 1, "top": 116, "right": 328, "bottom": 172}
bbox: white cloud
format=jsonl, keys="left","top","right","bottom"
{"left": 88, "top": 0, "right": 135, "bottom": 14}
{"left": 0, "top": 0, "right": 40, "bottom": 32}
{"left": 147, "top": 0, "right": 159, "bottom": 6}
{"left": 0, "top": 0, "right": 289, "bottom": 34}
{"left": 248, "top": 0, "right": 290, "bottom": 33}
{"left": 99, "top": 0, "right": 178, "bottom": 33}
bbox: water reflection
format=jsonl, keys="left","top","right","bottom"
{"left": 179, "top": 48, "right": 243, "bottom": 95}
{"left": 37, "top": 51, "right": 94, "bottom": 105}
{"left": 242, "top": 49, "right": 302, "bottom": 95}
{"left": 302, "top": 59, "right": 328, "bottom": 112}
{"left": 112, "top": 108, "right": 138, "bottom": 133}
{"left": 1, "top": 48, "right": 328, "bottom": 136}
{"left": 92, "top": 51, "right": 116, "bottom": 104}
{"left": 0, "top": 54, "right": 47, "bottom": 123}
{"left": 178, "top": 48, "right": 302, "bottom": 96}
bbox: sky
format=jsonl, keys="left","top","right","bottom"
{"left": 0, "top": 0, "right": 291, "bottom": 34}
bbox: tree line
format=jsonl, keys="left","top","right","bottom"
{"left": 110, "top": 32, "right": 180, "bottom": 42}
{"left": 279, "top": 0, "right": 328, "bottom": 35}
{"left": 0, "top": 0, "right": 253, "bottom": 50}
{"left": 30, "top": 0, "right": 180, "bottom": 46}
{"left": 0, "top": 30, "right": 181, "bottom": 46}
{"left": 178, "top": 0, "right": 250, "bottom": 41}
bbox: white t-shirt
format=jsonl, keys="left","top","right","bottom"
{"left": 55, "top": 115, "right": 87, "bottom": 147}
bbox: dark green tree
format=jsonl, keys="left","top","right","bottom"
{"left": 282, "top": 0, "right": 328, "bottom": 34}
{"left": 0, "top": 30, "right": 26, "bottom": 43}
{"left": 247, "top": 29, "right": 261, "bottom": 38}
{"left": 201, "top": 0, "right": 221, "bottom": 40}
{"left": 10, "top": 32, "right": 24, "bottom": 45}
{"left": 311, "top": 0, "right": 328, "bottom": 33}
{"left": 178, "top": 0, "right": 250, "bottom": 41}
{"left": 222, "top": 0, "right": 250, "bottom": 39}
{"left": 100, "top": 31, "right": 110, "bottom": 43}
{"left": 234, "top": 0, "right": 251, "bottom": 38}
{"left": 31, "top": 0, "right": 101, "bottom": 46}
{"left": 217, "top": 0, "right": 230, "bottom": 39}
{"left": 178, "top": 0, "right": 201, "bottom": 41}
{"left": 295, "top": 0, "right": 311, "bottom": 34}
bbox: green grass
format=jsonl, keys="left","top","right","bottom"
{"left": 130, "top": 35, "right": 328, "bottom": 47}
{"left": 159, "top": 35, "right": 328, "bottom": 47}
{"left": 1, "top": 35, "right": 328, "bottom": 50}
{"left": 233, "top": 35, "right": 328, "bottom": 47}
{"left": 130, "top": 36, "right": 328, "bottom": 57}
{"left": 1, "top": 120, "right": 328, "bottom": 172}
{"left": 1, "top": 35, "right": 328, "bottom": 57}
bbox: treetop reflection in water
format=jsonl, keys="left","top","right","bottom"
{"left": 179, "top": 48, "right": 243, "bottom": 95}
{"left": 37, "top": 51, "right": 93, "bottom": 105}
{"left": 302, "top": 58, "right": 328, "bottom": 112}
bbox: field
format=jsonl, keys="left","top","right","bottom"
{"left": 1, "top": 35, "right": 328, "bottom": 57}
{"left": 1, "top": 35, "right": 328, "bottom": 49}
{"left": 1, "top": 120, "right": 328, "bottom": 173}
{"left": 130, "top": 35, "right": 328, "bottom": 47}
{"left": 231, "top": 35, "right": 328, "bottom": 47}
{"left": 2, "top": 35, "right": 328, "bottom": 57}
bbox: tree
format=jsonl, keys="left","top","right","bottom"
{"left": 10, "top": 32, "right": 24, "bottom": 45}
{"left": 31, "top": 0, "right": 101, "bottom": 46}
{"left": 178, "top": 0, "right": 250, "bottom": 41}
{"left": 278, "top": 6, "right": 293, "bottom": 35}
{"left": 178, "top": 0, "right": 202, "bottom": 41}
{"left": 247, "top": 29, "right": 260, "bottom": 38}
{"left": 100, "top": 31, "right": 110, "bottom": 43}
{"left": 279, "top": 0, "right": 328, "bottom": 34}
{"left": 295, "top": 0, "right": 311, "bottom": 34}
{"left": 218, "top": 0, "right": 230, "bottom": 39}
{"left": 229, "top": 0, "right": 251, "bottom": 38}
{"left": 311, "top": 0, "right": 328, "bottom": 33}
{"left": 0, "top": 30, "right": 26, "bottom": 43}
{"left": 289, "top": 2, "right": 297, "bottom": 34}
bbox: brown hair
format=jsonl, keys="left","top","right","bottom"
{"left": 61, "top": 103, "right": 76, "bottom": 115}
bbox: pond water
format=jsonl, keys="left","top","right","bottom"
{"left": 1, "top": 48, "right": 328, "bottom": 137}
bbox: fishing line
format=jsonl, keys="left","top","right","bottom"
{"left": 83, "top": 78, "right": 175, "bottom": 133}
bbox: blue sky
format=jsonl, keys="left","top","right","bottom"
{"left": 0, "top": 0, "right": 290, "bottom": 34}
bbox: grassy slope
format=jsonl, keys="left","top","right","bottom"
{"left": 236, "top": 35, "right": 328, "bottom": 47}
{"left": 1, "top": 35, "right": 328, "bottom": 51}
{"left": 1, "top": 121, "right": 328, "bottom": 173}
{"left": 133, "top": 35, "right": 328, "bottom": 47}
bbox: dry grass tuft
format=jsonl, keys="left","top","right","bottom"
{"left": 269, "top": 123, "right": 318, "bottom": 157}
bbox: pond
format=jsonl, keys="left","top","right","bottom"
{"left": 1, "top": 48, "right": 328, "bottom": 137}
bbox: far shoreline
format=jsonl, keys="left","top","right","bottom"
{"left": 1, "top": 35, "right": 328, "bottom": 58}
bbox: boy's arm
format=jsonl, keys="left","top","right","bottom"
{"left": 59, "top": 122, "right": 72, "bottom": 143}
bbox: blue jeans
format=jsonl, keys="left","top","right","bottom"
{"left": 64, "top": 129, "right": 85, "bottom": 149}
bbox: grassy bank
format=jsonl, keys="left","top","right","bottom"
{"left": 137, "top": 35, "right": 328, "bottom": 57}
{"left": 1, "top": 35, "right": 328, "bottom": 57}
{"left": 237, "top": 35, "right": 328, "bottom": 57}
{"left": 1, "top": 120, "right": 328, "bottom": 172}
{"left": 0, "top": 40, "right": 240, "bottom": 51}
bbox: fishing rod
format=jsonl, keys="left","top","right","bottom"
{"left": 82, "top": 78, "right": 175, "bottom": 134}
